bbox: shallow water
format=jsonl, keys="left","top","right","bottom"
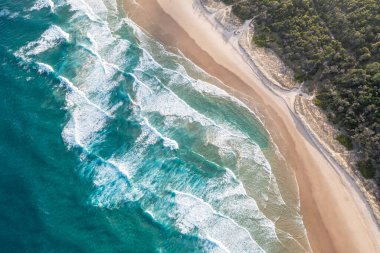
{"left": 0, "top": 0, "right": 310, "bottom": 252}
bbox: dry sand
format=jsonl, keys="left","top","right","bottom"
{"left": 123, "top": 0, "right": 380, "bottom": 252}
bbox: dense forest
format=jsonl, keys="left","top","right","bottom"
{"left": 221, "top": 0, "right": 380, "bottom": 181}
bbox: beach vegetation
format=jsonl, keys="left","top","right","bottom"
{"left": 252, "top": 35, "right": 268, "bottom": 48}
{"left": 358, "top": 160, "right": 376, "bottom": 179}
{"left": 336, "top": 134, "right": 353, "bottom": 150}
{"left": 222, "top": 0, "right": 380, "bottom": 182}
{"left": 313, "top": 93, "right": 329, "bottom": 109}
{"left": 313, "top": 98, "right": 322, "bottom": 107}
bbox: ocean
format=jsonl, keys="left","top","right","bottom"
{"left": 0, "top": 0, "right": 310, "bottom": 252}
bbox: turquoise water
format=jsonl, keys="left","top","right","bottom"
{"left": 0, "top": 1, "right": 310, "bottom": 252}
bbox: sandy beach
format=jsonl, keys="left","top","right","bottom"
{"left": 123, "top": 0, "right": 380, "bottom": 252}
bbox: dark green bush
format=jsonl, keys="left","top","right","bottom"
{"left": 335, "top": 134, "right": 353, "bottom": 150}
{"left": 252, "top": 35, "right": 268, "bottom": 47}
{"left": 358, "top": 160, "right": 376, "bottom": 179}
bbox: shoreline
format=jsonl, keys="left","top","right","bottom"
{"left": 201, "top": 0, "right": 380, "bottom": 226}
{"left": 123, "top": 0, "right": 380, "bottom": 252}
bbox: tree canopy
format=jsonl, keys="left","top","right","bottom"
{"left": 222, "top": 0, "right": 380, "bottom": 181}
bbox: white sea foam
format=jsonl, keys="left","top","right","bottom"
{"left": 88, "top": 160, "right": 141, "bottom": 209}
{"left": 20, "top": 3, "right": 310, "bottom": 251}
{"left": 0, "top": 8, "right": 19, "bottom": 19}
{"left": 142, "top": 117, "right": 179, "bottom": 150}
{"left": 0, "top": 9, "right": 10, "bottom": 18}
{"left": 56, "top": 1, "right": 178, "bottom": 154}
{"left": 145, "top": 210, "right": 155, "bottom": 220}
{"left": 30, "top": 0, "right": 55, "bottom": 11}
{"left": 103, "top": 0, "right": 118, "bottom": 11}
{"left": 61, "top": 104, "right": 107, "bottom": 148}
{"left": 36, "top": 62, "right": 54, "bottom": 74}
{"left": 169, "top": 191, "right": 266, "bottom": 253}
{"left": 134, "top": 51, "right": 273, "bottom": 175}
{"left": 125, "top": 25, "right": 303, "bottom": 250}
{"left": 132, "top": 46, "right": 284, "bottom": 210}
{"left": 65, "top": 0, "right": 108, "bottom": 21}
{"left": 59, "top": 74, "right": 111, "bottom": 150}
{"left": 129, "top": 15, "right": 256, "bottom": 115}
{"left": 84, "top": 29, "right": 131, "bottom": 67}
{"left": 16, "top": 25, "right": 69, "bottom": 58}
{"left": 59, "top": 76, "right": 111, "bottom": 117}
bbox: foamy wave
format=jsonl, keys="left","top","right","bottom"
{"left": 89, "top": 162, "right": 135, "bottom": 208}
{"left": 19, "top": 3, "right": 310, "bottom": 251}
{"left": 164, "top": 191, "right": 265, "bottom": 253}
{"left": 36, "top": 62, "right": 54, "bottom": 74}
{"left": 54, "top": 1, "right": 178, "bottom": 154}
{"left": 124, "top": 23, "right": 307, "bottom": 250}
{"left": 142, "top": 117, "right": 179, "bottom": 150}
{"left": 65, "top": 0, "right": 108, "bottom": 21}
{"left": 128, "top": 16, "right": 254, "bottom": 113}
{"left": 61, "top": 101, "right": 107, "bottom": 149}
{"left": 59, "top": 74, "right": 112, "bottom": 150}
{"left": 132, "top": 40, "right": 285, "bottom": 203}
{"left": 30, "top": 0, "right": 55, "bottom": 11}
{"left": 59, "top": 76, "right": 111, "bottom": 116}
{"left": 84, "top": 28, "right": 131, "bottom": 67}
{"left": 75, "top": 153, "right": 145, "bottom": 209}
{"left": 134, "top": 50, "right": 273, "bottom": 174}
{"left": 16, "top": 25, "right": 69, "bottom": 58}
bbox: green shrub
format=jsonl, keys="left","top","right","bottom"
{"left": 221, "top": 0, "right": 235, "bottom": 5}
{"left": 358, "top": 160, "right": 375, "bottom": 179}
{"left": 314, "top": 93, "right": 329, "bottom": 109}
{"left": 294, "top": 72, "right": 307, "bottom": 82}
{"left": 252, "top": 35, "right": 268, "bottom": 48}
{"left": 335, "top": 134, "right": 353, "bottom": 150}
{"left": 313, "top": 98, "right": 323, "bottom": 107}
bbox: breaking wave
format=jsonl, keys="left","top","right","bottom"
{"left": 10, "top": 0, "right": 312, "bottom": 252}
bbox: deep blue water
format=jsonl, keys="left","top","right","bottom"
{"left": 0, "top": 1, "right": 310, "bottom": 252}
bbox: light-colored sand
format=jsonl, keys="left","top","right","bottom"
{"left": 124, "top": 0, "right": 380, "bottom": 252}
